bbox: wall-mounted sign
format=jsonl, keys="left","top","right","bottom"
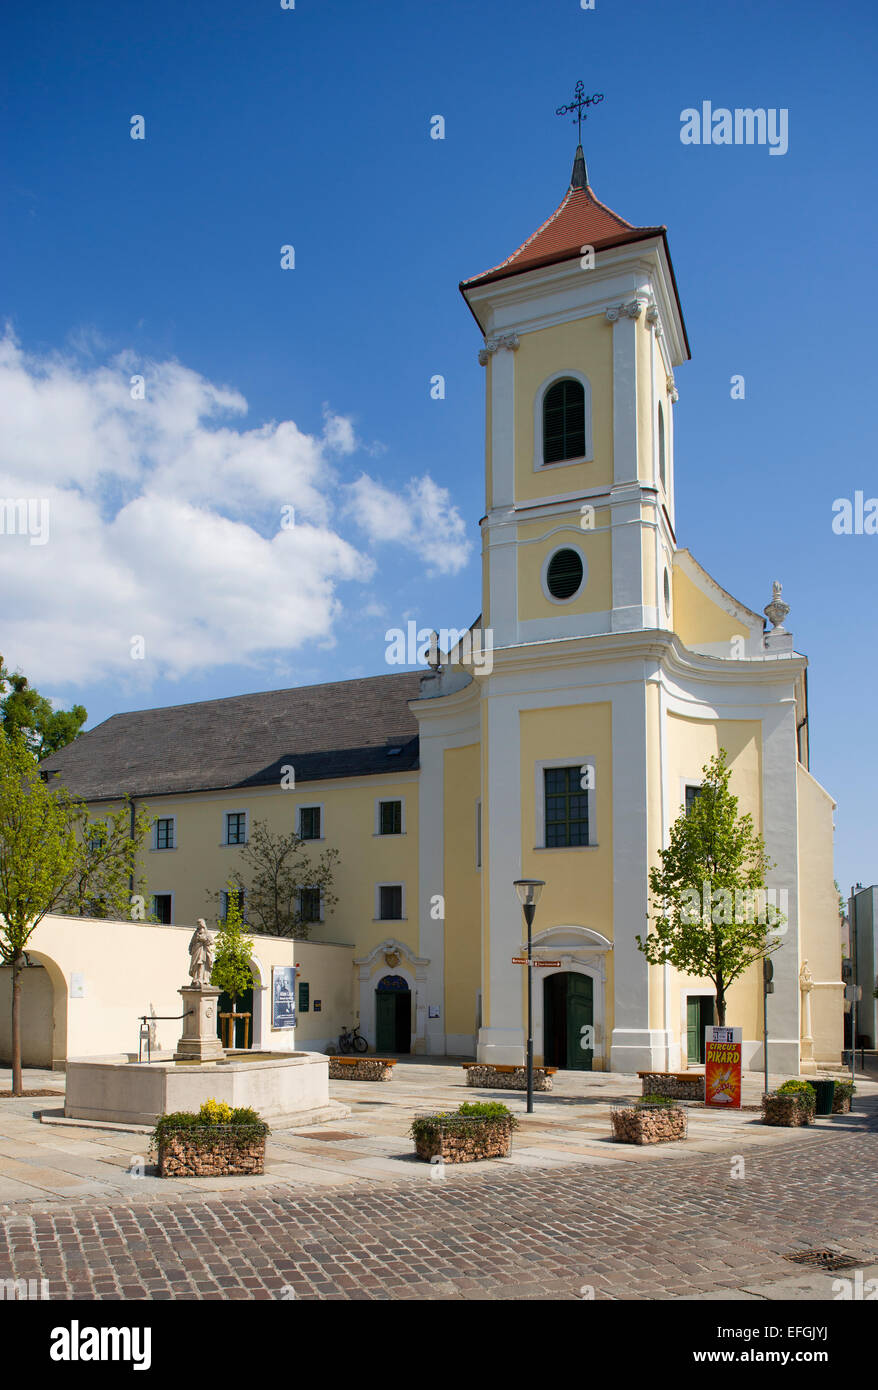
{"left": 313, "top": 1000, "right": 322, "bottom": 1012}
{"left": 70, "top": 972, "right": 85, "bottom": 999}
{"left": 428, "top": 1005, "right": 440, "bottom": 1019}
{"left": 704, "top": 1025, "right": 742, "bottom": 1108}
{"left": 298, "top": 982, "right": 310, "bottom": 1013}
{"left": 272, "top": 966, "right": 296, "bottom": 1029}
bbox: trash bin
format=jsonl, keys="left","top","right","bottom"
{"left": 811, "top": 1079, "right": 836, "bottom": 1116}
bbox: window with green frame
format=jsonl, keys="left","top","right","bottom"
{"left": 544, "top": 766, "right": 589, "bottom": 847}
{"left": 542, "top": 378, "right": 586, "bottom": 464}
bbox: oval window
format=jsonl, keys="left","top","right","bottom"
{"left": 546, "top": 548, "right": 585, "bottom": 601}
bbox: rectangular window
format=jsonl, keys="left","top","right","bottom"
{"left": 544, "top": 767, "right": 589, "bottom": 848}
{"left": 379, "top": 884, "right": 403, "bottom": 920}
{"left": 225, "top": 812, "right": 247, "bottom": 845}
{"left": 685, "top": 784, "right": 702, "bottom": 815}
{"left": 155, "top": 817, "right": 175, "bottom": 850}
{"left": 299, "top": 806, "right": 321, "bottom": 840}
{"left": 152, "top": 894, "right": 172, "bottom": 925}
{"left": 220, "top": 888, "right": 245, "bottom": 921}
{"left": 378, "top": 800, "right": 402, "bottom": 836}
{"left": 299, "top": 887, "right": 321, "bottom": 923}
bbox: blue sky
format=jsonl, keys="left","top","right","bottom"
{"left": 1, "top": 0, "right": 876, "bottom": 892}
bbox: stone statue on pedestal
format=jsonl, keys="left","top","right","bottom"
{"left": 188, "top": 919, "right": 214, "bottom": 986}
{"left": 174, "top": 919, "right": 224, "bottom": 1063}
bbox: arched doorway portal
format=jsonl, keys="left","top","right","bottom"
{"left": 375, "top": 974, "right": 411, "bottom": 1054}
{"left": 543, "top": 971, "right": 593, "bottom": 1070}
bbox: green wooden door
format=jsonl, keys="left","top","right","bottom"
{"left": 687, "top": 996, "right": 714, "bottom": 1063}
{"left": 686, "top": 997, "right": 700, "bottom": 1063}
{"left": 375, "top": 992, "right": 396, "bottom": 1052}
{"left": 566, "top": 973, "right": 593, "bottom": 1071}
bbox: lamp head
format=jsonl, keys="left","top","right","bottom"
{"left": 514, "top": 879, "right": 545, "bottom": 909}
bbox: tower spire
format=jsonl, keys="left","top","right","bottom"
{"left": 570, "top": 143, "right": 588, "bottom": 190}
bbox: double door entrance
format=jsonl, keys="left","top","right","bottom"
{"left": 543, "top": 971, "right": 593, "bottom": 1070}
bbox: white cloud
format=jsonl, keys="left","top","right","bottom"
{"left": 0, "top": 332, "right": 460, "bottom": 685}
{"left": 344, "top": 472, "right": 472, "bottom": 577}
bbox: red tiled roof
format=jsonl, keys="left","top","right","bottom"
{"left": 462, "top": 181, "right": 665, "bottom": 290}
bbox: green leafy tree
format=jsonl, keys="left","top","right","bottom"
{"left": 636, "top": 749, "right": 784, "bottom": 1025}
{"left": 0, "top": 655, "right": 87, "bottom": 757}
{"left": 211, "top": 819, "right": 340, "bottom": 939}
{"left": 210, "top": 883, "right": 255, "bottom": 1024}
{"left": 0, "top": 733, "right": 79, "bottom": 1095}
{"left": 54, "top": 800, "right": 151, "bottom": 920}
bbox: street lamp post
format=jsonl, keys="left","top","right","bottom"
{"left": 514, "top": 879, "right": 545, "bottom": 1114}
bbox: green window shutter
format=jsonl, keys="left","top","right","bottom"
{"left": 543, "top": 378, "right": 586, "bottom": 464}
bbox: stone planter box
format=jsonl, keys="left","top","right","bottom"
{"left": 831, "top": 1083, "right": 854, "bottom": 1114}
{"left": 761, "top": 1092, "right": 815, "bottom": 1127}
{"left": 413, "top": 1117, "right": 514, "bottom": 1164}
{"left": 157, "top": 1128, "right": 267, "bottom": 1178}
{"left": 462, "top": 1064, "right": 555, "bottom": 1092}
{"left": 328, "top": 1057, "right": 396, "bottom": 1082}
{"left": 611, "top": 1103, "right": 688, "bottom": 1145}
{"left": 637, "top": 1071, "right": 705, "bottom": 1102}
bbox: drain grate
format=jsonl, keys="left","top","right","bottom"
{"left": 784, "top": 1249, "right": 862, "bottom": 1271}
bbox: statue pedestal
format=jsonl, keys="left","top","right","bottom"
{"left": 174, "top": 985, "right": 225, "bottom": 1062}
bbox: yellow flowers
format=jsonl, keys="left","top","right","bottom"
{"left": 198, "top": 1098, "right": 233, "bottom": 1125}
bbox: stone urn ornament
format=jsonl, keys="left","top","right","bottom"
{"left": 764, "top": 581, "right": 790, "bottom": 634}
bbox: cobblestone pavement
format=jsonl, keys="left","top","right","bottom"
{"left": 1, "top": 1105, "right": 876, "bottom": 1301}
{"left": 4, "top": 1060, "right": 873, "bottom": 1204}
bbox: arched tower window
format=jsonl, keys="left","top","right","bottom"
{"left": 658, "top": 401, "right": 666, "bottom": 489}
{"left": 543, "top": 378, "right": 586, "bottom": 464}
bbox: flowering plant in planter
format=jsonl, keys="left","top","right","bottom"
{"left": 152, "top": 1099, "right": 270, "bottom": 1177}
{"left": 762, "top": 1079, "right": 816, "bottom": 1127}
{"left": 411, "top": 1101, "right": 517, "bottom": 1163}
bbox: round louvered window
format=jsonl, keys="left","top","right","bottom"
{"left": 545, "top": 547, "right": 585, "bottom": 601}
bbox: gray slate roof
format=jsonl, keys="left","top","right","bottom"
{"left": 41, "top": 671, "right": 423, "bottom": 801}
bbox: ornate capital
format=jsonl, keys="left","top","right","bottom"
{"left": 605, "top": 298, "right": 645, "bottom": 323}
{"left": 646, "top": 303, "right": 663, "bottom": 337}
{"left": 478, "top": 332, "right": 520, "bottom": 366}
{"left": 666, "top": 374, "right": 679, "bottom": 404}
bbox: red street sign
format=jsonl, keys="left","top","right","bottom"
{"left": 511, "top": 956, "right": 528, "bottom": 965}
{"left": 511, "top": 957, "right": 561, "bottom": 967}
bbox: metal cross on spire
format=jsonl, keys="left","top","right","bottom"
{"left": 555, "top": 80, "right": 604, "bottom": 145}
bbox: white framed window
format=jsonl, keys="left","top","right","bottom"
{"left": 374, "top": 797, "right": 405, "bottom": 835}
{"left": 541, "top": 545, "right": 588, "bottom": 604}
{"left": 298, "top": 885, "right": 323, "bottom": 923}
{"left": 375, "top": 882, "right": 405, "bottom": 921}
{"left": 296, "top": 804, "right": 323, "bottom": 841}
{"left": 534, "top": 369, "right": 593, "bottom": 472}
{"left": 152, "top": 892, "right": 173, "bottom": 924}
{"left": 223, "top": 810, "right": 248, "bottom": 846}
{"left": 154, "top": 816, "right": 176, "bottom": 851}
{"left": 682, "top": 781, "right": 703, "bottom": 816}
{"left": 475, "top": 798, "right": 482, "bottom": 870}
{"left": 534, "top": 756, "right": 597, "bottom": 850}
{"left": 220, "top": 886, "right": 246, "bottom": 921}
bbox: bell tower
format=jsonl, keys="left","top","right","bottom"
{"left": 460, "top": 143, "right": 690, "bottom": 651}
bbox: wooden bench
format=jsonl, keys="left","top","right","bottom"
{"left": 329, "top": 1056, "right": 397, "bottom": 1066}
{"left": 637, "top": 1071, "right": 696, "bottom": 1082}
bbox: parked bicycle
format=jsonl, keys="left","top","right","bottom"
{"left": 337, "top": 1023, "right": 368, "bottom": 1054}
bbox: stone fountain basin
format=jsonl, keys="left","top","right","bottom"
{"left": 64, "top": 1049, "right": 340, "bottom": 1129}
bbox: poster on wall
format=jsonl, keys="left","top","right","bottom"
{"left": 704, "top": 1026, "right": 742, "bottom": 1108}
{"left": 272, "top": 966, "right": 296, "bottom": 1029}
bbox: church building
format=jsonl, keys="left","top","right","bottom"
{"left": 42, "top": 144, "right": 843, "bottom": 1075}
